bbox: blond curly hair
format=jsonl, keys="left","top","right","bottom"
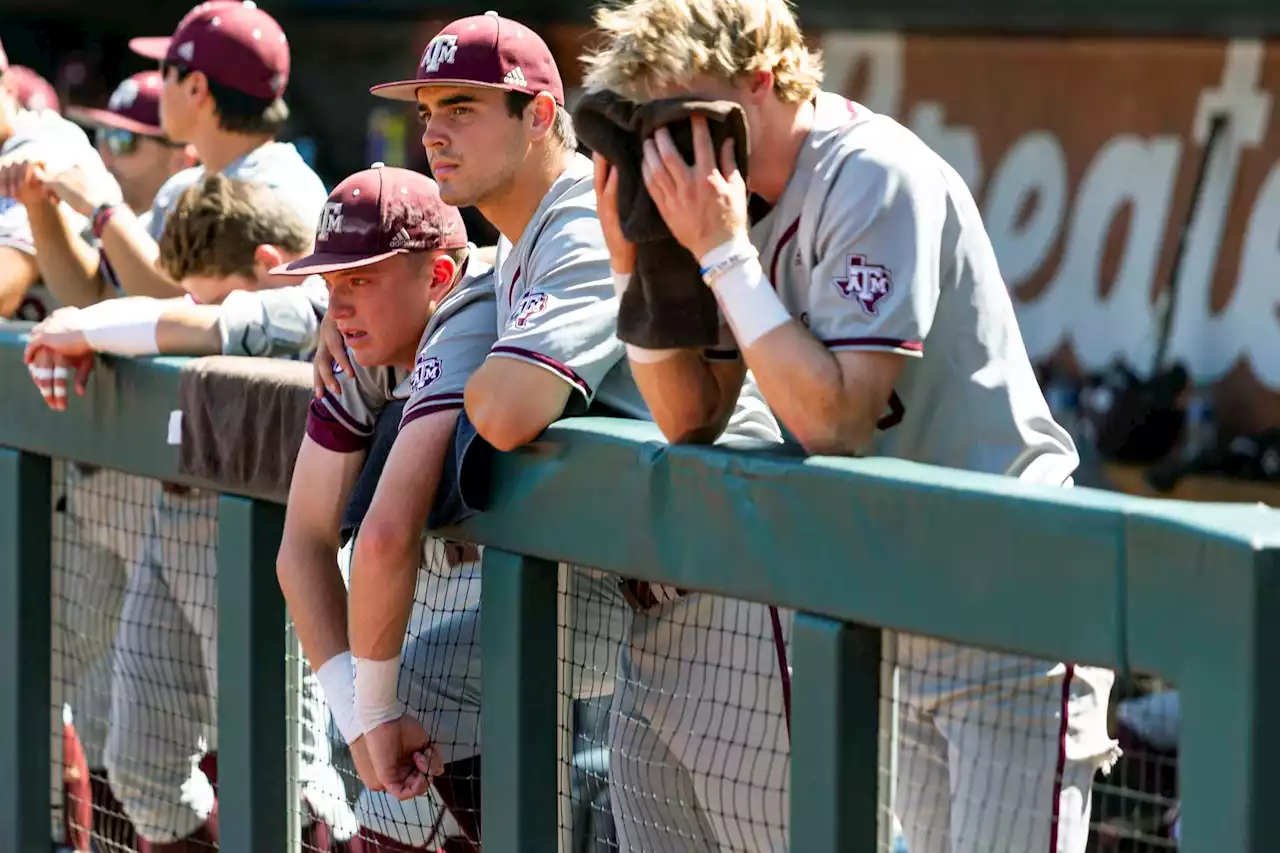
{"left": 581, "top": 0, "right": 823, "bottom": 104}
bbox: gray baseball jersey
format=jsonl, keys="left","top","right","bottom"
{"left": 491, "top": 152, "right": 779, "bottom": 444}
{"left": 306, "top": 261, "right": 498, "bottom": 453}
{"left": 748, "top": 91, "right": 1076, "bottom": 483}
{"left": 146, "top": 141, "right": 328, "bottom": 242}
{"left": 0, "top": 109, "right": 104, "bottom": 321}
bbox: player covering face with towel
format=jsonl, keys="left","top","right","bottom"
{"left": 584, "top": 0, "right": 1119, "bottom": 851}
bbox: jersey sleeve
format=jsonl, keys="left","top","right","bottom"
{"left": 401, "top": 290, "right": 499, "bottom": 430}
{"left": 305, "top": 358, "right": 390, "bottom": 454}
{"left": 217, "top": 278, "right": 327, "bottom": 358}
{"left": 486, "top": 201, "right": 622, "bottom": 412}
{"left": 803, "top": 150, "right": 945, "bottom": 357}
{"left": 0, "top": 198, "right": 35, "bottom": 255}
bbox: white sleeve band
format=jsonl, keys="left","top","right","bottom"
{"left": 353, "top": 656, "right": 404, "bottom": 734}
{"left": 612, "top": 271, "right": 632, "bottom": 299}
{"left": 625, "top": 343, "right": 681, "bottom": 364}
{"left": 79, "top": 298, "right": 163, "bottom": 356}
{"left": 704, "top": 255, "right": 792, "bottom": 350}
{"left": 316, "top": 651, "right": 362, "bottom": 745}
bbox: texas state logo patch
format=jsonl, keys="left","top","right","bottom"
{"left": 833, "top": 254, "right": 892, "bottom": 316}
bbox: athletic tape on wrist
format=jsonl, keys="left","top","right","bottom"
{"left": 79, "top": 298, "right": 162, "bottom": 356}
{"left": 705, "top": 254, "right": 791, "bottom": 349}
{"left": 353, "top": 656, "right": 404, "bottom": 734}
{"left": 316, "top": 651, "right": 362, "bottom": 744}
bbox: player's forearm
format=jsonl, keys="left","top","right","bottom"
{"left": 743, "top": 322, "right": 877, "bottom": 455}
{"left": 276, "top": 536, "right": 352, "bottom": 669}
{"left": 703, "top": 246, "right": 876, "bottom": 455}
{"left": 464, "top": 358, "right": 572, "bottom": 451}
{"left": 348, "top": 529, "right": 420, "bottom": 660}
{"left": 98, "top": 207, "right": 184, "bottom": 299}
{"left": 24, "top": 199, "right": 110, "bottom": 307}
{"left": 629, "top": 352, "right": 738, "bottom": 445}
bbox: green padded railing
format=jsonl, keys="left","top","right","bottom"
{"left": 0, "top": 324, "right": 1277, "bottom": 852}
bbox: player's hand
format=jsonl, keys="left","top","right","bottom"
{"left": 42, "top": 163, "right": 124, "bottom": 218}
{"left": 349, "top": 735, "right": 385, "bottom": 792}
{"left": 24, "top": 345, "right": 94, "bottom": 411}
{"left": 641, "top": 115, "right": 749, "bottom": 261}
{"left": 0, "top": 158, "right": 48, "bottom": 207}
{"left": 592, "top": 152, "right": 636, "bottom": 275}
{"left": 363, "top": 715, "right": 445, "bottom": 801}
{"left": 24, "top": 307, "right": 94, "bottom": 361}
{"left": 313, "top": 311, "right": 353, "bottom": 398}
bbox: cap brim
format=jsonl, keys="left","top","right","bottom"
{"left": 64, "top": 106, "right": 164, "bottom": 138}
{"left": 370, "top": 77, "right": 562, "bottom": 105}
{"left": 129, "top": 37, "right": 172, "bottom": 61}
{"left": 271, "top": 248, "right": 407, "bottom": 277}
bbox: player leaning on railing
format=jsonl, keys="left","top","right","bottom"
{"left": 585, "top": 0, "right": 1121, "bottom": 851}
{"left": 274, "top": 164, "right": 499, "bottom": 852}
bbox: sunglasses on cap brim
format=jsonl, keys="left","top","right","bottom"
{"left": 96, "top": 126, "right": 181, "bottom": 157}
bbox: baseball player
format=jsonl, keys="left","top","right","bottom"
{"left": 24, "top": 173, "right": 357, "bottom": 851}
{"left": 0, "top": 38, "right": 109, "bottom": 321}
{"left": 274, "top": 165, "right": 495, "bottom": 852}
{"left": 305, "top": 12, "right": 780, "bottom": 847}
{"left": 583, "top": 2, "right": 1121, "bottom": 852}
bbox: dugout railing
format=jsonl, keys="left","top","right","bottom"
{"left": 0, "top": 324, "right": 1276, "bottom": 853}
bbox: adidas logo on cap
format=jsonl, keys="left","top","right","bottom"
{"left": 503, "top": 67, "right": 527, "bottom": 86}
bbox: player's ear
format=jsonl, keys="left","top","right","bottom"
{"left": 528, "top": 92, "right": 557, "bottom": 140}
{"left": 252, "top": 244, "right": 286, "bottom": 286}
{"left": 743, "top": 70, "right": 773, "bottom": 102}
{"left": 428, "top": 251, "right": 458, "bottom": 291}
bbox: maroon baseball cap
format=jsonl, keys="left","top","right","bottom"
{"left": 273, "top": 164, "right": 468, "bottom": 277}
{"left": 370, "top": 11, "right": 564, "bottom": 106}
{"left": 129, "top": 1, "right": 290, "bottom": 101}
{"left": 5, "top": 66, "right": 59, "bottom": 112}
{"left": 65, "top": 72, "right": 165, "bottom": 137}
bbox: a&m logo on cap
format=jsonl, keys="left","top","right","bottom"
{"left": 317, "top": 202, "right": 345, "bottom": 241}
{"left": 109, "top": 79, "right": 141, "bottom": 111}
{"left": 834, "top": 254, "right": 892, "bottom": 316}
{"left": 421, "top": 34, "right": 458, "bottom": 74}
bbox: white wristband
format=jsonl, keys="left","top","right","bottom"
{"left": 79, "top": 298, "right": 163, "bottom": 356}
{"left": 353, "top": 656, "right": 403, "bottom": 734}
{"left": 316, "top": 651, "right": 362, "bottom": 745}
{"left": 704, "top": 254, "right": 791, "bottom": 349}
{"left": 699, "top": 235, "right": 759, "bottom": 286}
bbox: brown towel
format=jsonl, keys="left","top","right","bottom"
{"left": 177, "top": 356, "right": 313, "bottom": 503}
{"left": 573, "top": 90, "right": 751, "bottom": 350}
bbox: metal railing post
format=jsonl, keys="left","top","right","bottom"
{"left": 0, "top": 449, "right": 52, "bottom": 853}
{"left": 217, "top": 495, "right": 288, "bottom": 852}
{"left": 481, "top": 547, "right": 559, "bottom": 853}
{"left": 790, "top": 614, "right": 881, "bottom": 853}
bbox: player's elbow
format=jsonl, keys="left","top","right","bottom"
{"left": 651, "top": 407, "right": 728, "bottom": 446}
{"left": 464, "top": 363, "right": 571, "bottom": 452}
{"left": 788, "top": 403, "right": 875, "bottom": 458}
